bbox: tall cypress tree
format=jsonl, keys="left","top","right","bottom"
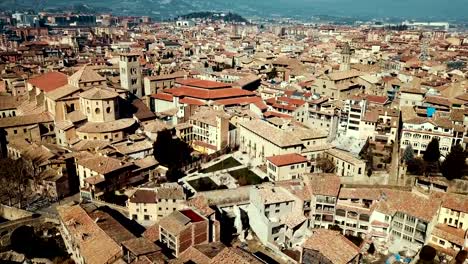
{"left": 423, "top": 138, "right": 440, "bottom": 163}
{"left": 441, "top": 144, "right": 466, "bottom": 180}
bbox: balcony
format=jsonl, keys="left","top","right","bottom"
{"left": 414, "top": 232, "right": 425, "bottom": 242}
{"left": 416, "top": 223, "right": 427, "bottom": 231}
{"left": 316, "top": 197, "right": 336, "bottom": 205}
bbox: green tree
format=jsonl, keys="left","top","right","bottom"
{"left": 153, "top": 129, "right": 192, "bottom": 182}
{"left": 418, "top": 245, "right": 436, "bottom": 264}
{"left": 407, "top": 157, "right": 426, "bottom": 175}
{"left": 423, "top": 138, "right": 440, "bottom": 163}
{"left": 441, "top": 144, "right": 467, "bottom": 180}
{"left": 403, "top": 145, "right": 415, "bottom": 163}
{"left": 317, "top": 157, "right": 335, "bottom": 173}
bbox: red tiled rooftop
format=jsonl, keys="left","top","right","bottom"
{"left": 176, "top": 78, "right": 232, "bottom": 89}
{"left": 28, "top": 71, "right": 68, "bottom": 92}
{"left": 180, "top": 97, "right": 205, "bottom": 106}
{"left": 214, "top": 96, "right": 264, "bottom": 107}
{"left": 277, "top": 96, "right": 306, "bottom": 106}
{"left": 263, "top": 111, "right": 292, "bottom": 119}
{"left": 366, "top": 95, "right": 388, "bottom": 104}
{"left": 267, "top": 153, "right": 308, "bottom": 167}
{"left": 166, "top": 86, "right": 254, "bottom": 100}
{"left": 180, "top": 209, "right": 204, "bottom": 222}
{"left": 151, "top": 93, "right": 173, "bottom": 102}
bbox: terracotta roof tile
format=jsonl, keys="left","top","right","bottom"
{"left": 302, "top": 229, "right": 360, "bottom": 264}
{"left": 28, "top": 71, "right": 68, "bottom": 92}
{"left": 266, "top": 153, "right": 307, "bottom": 167}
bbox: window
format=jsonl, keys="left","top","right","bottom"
{"left": 439, "top": 240, "right": 445, "bottom": 246}
{"left": 290, "top": 165, "right": 295, "bottom": 169}
{"left": 13, "top": 129, "right": 17, "bottom": 134}
{"left": 106, "top": 107, "right": 111, "bottom": 113}
{"left": 132, "top": 214, "right": 137, "bottom": 220}
{"left": 95, "top": 108, "right": 100, "bottom": 114}
{"left": 144, "top": 215, "right": 150, "bottom": 220}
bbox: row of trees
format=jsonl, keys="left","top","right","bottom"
{"left": 403, "top": 138, "right": 467, "bottom": 180}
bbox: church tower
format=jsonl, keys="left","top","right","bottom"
{"left": 119, "top": 53, "right": 143, "bottom": 97}
{"left": 340, "top": 42, "right": 351, "bottom": 71}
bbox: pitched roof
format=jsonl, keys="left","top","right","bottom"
{"left": 0, "top": 112, "right": 53, "bottom": 128}
{"left": 76, "top": 155, "right": 134, "bottom": 175}
{"left": 266, "top": 153, "right": 307, "bottom": 167}
{"left": 210, "top": 247, "right": 263, "bottom": 264}
{"left": 80, "top": 87, "right": 119, "bottom": 100}
{"left": 45, "top": 84, "right": 81, "bottom": 101}
{"left": 303, "top": 173, "right": 341, "bottom": 197}
{"left": 57, "top": 205, "right": 123, "bottom": 264}
{"left": 76, "top": 118, "right": 135, "bottom": 133}
{"left": 176, "top": 78, "right": 232, "bottom": 89}
{"left": 166, "top": 86, "right": 254, "bottom": 100}
{"left": 129, "top": 189, "right": 157, "bottom": 204}
{"left": 0, "top": 95, "right": 23, "bottom": 110}
{"left": 28, "top": 71, "right": 68, "bottom": 92}
{"left": 69, "top": 66, "right": 106, "bottom": 84}
{"left": 302, "top": 229, "right": 360, "bottom": 264}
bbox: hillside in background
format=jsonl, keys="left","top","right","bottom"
{"left": 178, "top": 12, "right": 249, "bottom": 23}
{"left": 1, "top": 0, "right": 467, "bottom": 21}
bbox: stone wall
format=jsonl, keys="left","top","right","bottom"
{"left": 0, "top": 205, "right": 33, "bottom": 220}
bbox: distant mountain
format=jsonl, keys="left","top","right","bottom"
{"left": 1, "top": 0, "right": 467, "bottom": 22}
{"left": 178, "top": 12, "right": 249, "bottom": 23}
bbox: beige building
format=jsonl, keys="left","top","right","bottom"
{"left": 266, "top": 153, "right": 309, "bottom": 181}
{"left": 312, "top": 69, "right": 364, "bottom": 100}
{"left": 76, "top": 153, "right": 136, "bottom": 200}
{"left": 128, "top": 184, "right": 186, "bottom": 226}
{"left": 186, "top": 107, "right": 230, "bottom": 154}
{"left": 239, "top": 118, "right": 328, "bottom": 162}
{"left": 323, "top": 148, "right": 366, "bottom": 181}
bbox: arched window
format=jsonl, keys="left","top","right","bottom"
{"left": 87, "top": 107, "right": 90, "bottom": 114}
{"left": 95, "top": 108, "right": 100, "bottom": 114}
{"left": 106, "top": 107, "right": 111, "bottom": 113}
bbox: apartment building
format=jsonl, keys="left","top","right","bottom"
{"left": 335, "top": 188, "right": 381, "bottom": 238}
{"left": 128, "top": 184, "right": 186, "bottom": 226}
{"left": 186, "top": 107, "right": 230, "bottom": 154}
{"left": 399, "top": 88, "right": 425, "bottom": 107}
{"left": 312, "top": 69, "right": 364, "bottom": 100}
{"left": 76, "top": 153, "right": 137, "bottom": 200}
{"left": 143, "top": 71, "right": 187, "bottom": 95}
{"left": 429, "top": 192, "right": 468, "bottom": 257}
{"left": 401, "top": 116, "right": 456, "bottom": 156}
{"left": 342, "top": 97, "right": 398, "bottom": 144}
{"left": 307, "top": 174, "right": 341, "bottom": 229}
{"left": 266, "top": 153, "right": 309, "bottom": 181}
{"left": 247, "top": 185, "right": 309, "bottom": 248}
{"left": 323, "top": 148, "right": 366, "bottom": 181}
{"left": 158, "top": 209, "right": 210, "bottom": 257}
